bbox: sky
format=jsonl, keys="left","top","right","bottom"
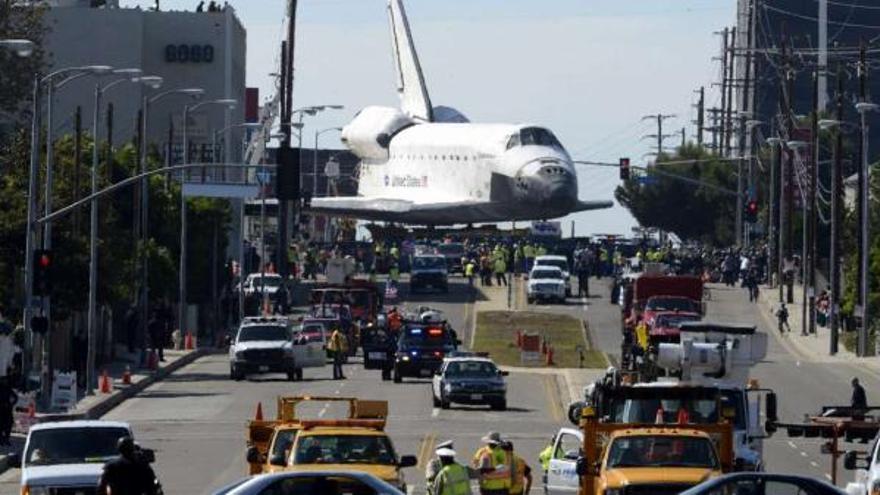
{"left": 122, "top": 0, "right": 736, "bottom": 237}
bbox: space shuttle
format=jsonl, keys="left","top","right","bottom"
{"left": 308, "top": 0, "right": 612, "bottom": 225}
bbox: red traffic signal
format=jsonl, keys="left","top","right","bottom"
{"left": 33, "top": 249, "right": 53, "bottom": 296}
{"left": 619, "top": 157, "right": 631, "bottom": 181}
{"left": 745, "top": 200, "right": 758, "bottom": 223}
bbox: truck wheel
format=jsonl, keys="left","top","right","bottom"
{"left": 287, "top": 370, "right": 296, "bottom": 381}
{"left": 490, "top": 399, "right": 507, "bottom": 411}
{"left": 296, "top": 368, "right": 304, "bottom": 381}
{"left": 230, "top": 365, "right": 243, "bottom": 381}
{"left": 440, "top": 392, "right": 450, "bottom": 409}
{"left": 393, "top": 366, "right": 402, "bottom": 383}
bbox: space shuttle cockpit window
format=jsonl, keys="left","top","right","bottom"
{"left": 519, "top": 127, "right": 563, "bottom": 149}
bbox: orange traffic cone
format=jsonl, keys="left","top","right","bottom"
{"left": 184, "top": 332, "right": 194, "bottom": 350}
{"left": 99, "top": 369, "right": 112, "bottom": 394}
{"left": 122, "top": 365, "right": 132, "bottom": 385}
{"left": 255, "top": 402, "right": 264, "bottom": 421}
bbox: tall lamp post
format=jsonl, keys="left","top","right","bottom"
{"left": 766, "top": 136, "right": 783, "bottom": 297}
{"left": 855, "top": 101, "right": 879, "bottom": 356}
{"left": 138, "top": 87, "right": 204, "bottom": 358}
{"left": 179, "top": 99, "right": 237, "bottom": 340}
{"left": 786, "top": 139, "right": 809, "bottom": 336}
{"left": 85, "top": 72, "right": 162, "bottom": 394}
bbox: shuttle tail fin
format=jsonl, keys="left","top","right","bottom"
{"left": 388, "top": 0, "right": 433, "bottom": 122}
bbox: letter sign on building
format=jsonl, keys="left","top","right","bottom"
{"left": 165, "top": 44, "right": 215, "bottom": 63}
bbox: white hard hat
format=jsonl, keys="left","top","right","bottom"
{"left": 436, "top": 447, "right": 456, "bottom": 458}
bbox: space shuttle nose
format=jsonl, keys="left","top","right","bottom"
{"left": 534, "top": 165, "right": 577, "bottom": 207}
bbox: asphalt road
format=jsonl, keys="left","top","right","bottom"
{"left": 0, "top": 277, "right": 562, "bottom": 495}
{"left": 528, "top": 276, "right": 880, "bottom": 486}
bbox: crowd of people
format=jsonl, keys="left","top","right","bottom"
{"left": 425, "top": 431, "right": 532, "bottom": 495}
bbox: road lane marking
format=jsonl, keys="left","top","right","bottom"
{"left": 416, "top": 432, "right": 437, "bottom": 470}
{"left": 788, "top": 441, "right": 798, "bottom": 449}
{"left": 810, "top": 461, "right": 819, "bottom": 468}
{"left": 543, "top": 374, "right": 564, "bottom": 423}
{"left": 825, "top": 474, "right": 832, "bottom": 481}
{"left": 318, "top": 405, "right": 328, "bottom": 418}
{"left": 431, "top": 408, "right": 440, "bottom": 418}
{"left": 800, "top": 452, "right": 808, "bottom": 457}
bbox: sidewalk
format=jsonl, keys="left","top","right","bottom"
{"left": 474, "top": 276, "right": 603, "bottom": 408}
{"left": 755, "top": 282, "right": 867, "bottom": 365}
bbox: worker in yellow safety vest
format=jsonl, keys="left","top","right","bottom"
{"left": 327, "top": 328, "right": 348, "bottom": 380}
{"left": 501, "top": 441, "right": 532, "bottom": 495}
{"left": 472, "top": 431, "right": 510, "bottom": 495}
{"left": 432, "top": 447, "right": 475, "bottom": 495}
{"left": 538, "top": 434, "right": 555, "bottom": 471}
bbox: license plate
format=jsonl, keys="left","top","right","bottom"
{"left": 369, "top": 352, "right": 386, "bottom": 360}
{"left": 470, "top": 394, "right": 483, "bottom": 400}
{"left": 258, "top": 365, "right": 269, "bottom": 372}
{"left": 420, "top": 369, "right": 432, "bottom": 377}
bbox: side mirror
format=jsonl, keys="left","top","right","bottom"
{"left": 246, "top": 446, "right": 262, "bottom": 464}
{"left": 765, "top": 392, "right": 778, "bottom": 423}
{"left": 6, "top": 452, "right": 20, "bottom": 468}
{"left": 140, "top": 448, "right": 156, "bottom": 464}
{"left": 268, "top": 453, "right": 286, "bottom": 467}
{"left": 568, "top": 401, "right": 586, "bottom": 426}
{"left": 844, "top": 451, "right": 859, "bottom": 471}
{"left": 399, "top": 455, "right": 418, "bottom": 468}
{"left": 500, "top": 371, "right": 510, "bottom": 377}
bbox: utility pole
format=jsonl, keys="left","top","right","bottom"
{"left": 278, "top": 0, "right": 298, "bottom": 282}
{"left": 725, "top": 27, "right": 737, "bottom": 158}
{"left": 74, "top": 106, "right": 82, "bottom": 236}
{"left": 680, "top": 127, "right": 686, "bottom": 149}
{"left": 719, "top": 28, "right": 729, "bottom": 156}
{"left": 278, "top": 39, "right": 290, "bottom": 282}
{"left": 742, "top": 0, "right": 756, "bottom": 248}
{"left": 807, "top": 69, "right": 819, "bottom": 336}
{"left": 830, "top": 62, "right": 843, "bottom": 355}
{"left": 695, "top": 87, "right": 705, "bottom": 147}
{"left": 818, "top": 0, "right": 829, "bottom": 110}
{"left": 782, "top": 33, "right": 795, "bottom": 304}
{"left": 856, "top": 39, "right": 870, "bottom": 356}
{"left": 707, "top": 107, "right": 722, "bottom": 152}
{"left": 641, "top": 114, "right": 676, "bottom": 158}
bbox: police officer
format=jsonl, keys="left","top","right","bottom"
{"left": 426, "top": 440, "right": 455, "bottom": 495}
{"left": 433, "top": 447, "right": 474, "bottom": 495}
{"left": 98, "top": 437, "right": 159, "bottom": 495}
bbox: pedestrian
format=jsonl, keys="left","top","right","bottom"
{"left": 432, "top": 446, "right": 475, "bottom": 495}
{"left": 327, "top": 327, "right": 348, "bottom": 380}
{"left": 472, "top": 431, "right": 510, "bottom": 495}
{"left": 0, "top": 376, "right": 16, "bottom": 446}
{"left": 851, "top": 377, "right": 868, "bottom": 417}
{"left": 195, "top": 0, "right": 204, "bottom": 11}
{"left": 147, "top": 312, "right": 165, "bottom": 362}
{"left": 124, "top": 305, "right": 139, "bottom": 354}
{"left": 98, "top": 437, "right": 159, "bottom": 495}
{"left": 426, "top": 440, "right": 454, "bottom": 495}
{"left": 775, "top": 303, "right": 791, "bottom": 333}
{"left": 501, "top": 441, "right": 532, "bottom": 495}
{"left": 465, "top": 260, "right": 476, "bottom": 289}
{"left": 493, "top": 256, "right": 507, "bottom": 287}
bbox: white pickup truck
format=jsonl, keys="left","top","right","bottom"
{"left": 11, "top": 420, "right": 159, "bottom": 495}
{"left": 845, "top": 430, "right": 880, "bottom": 495}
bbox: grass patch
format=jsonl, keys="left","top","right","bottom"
{"left": 842, "top": 329, "right": 876, "bottom": 356}
{"left": 473, "top": 310, "right": 608, "bottom": 368}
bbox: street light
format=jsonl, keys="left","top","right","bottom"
{"left": 84, "top": 72, "right": 162, "bottom": 395}
{"left": 855, "top": 101, "right": 879, "bottom": 356}
{"left": 0, "top": 39, "right": 34, "bottom": 57}
{"left": 21, "top": 64, "right": 114, "bottom": 391}
{"left": 179, "top": 98, "right": 237, "bottom": 340}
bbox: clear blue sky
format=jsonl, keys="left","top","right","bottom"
{"left": 123, "top": 0, "right": 736, "bottom": 236}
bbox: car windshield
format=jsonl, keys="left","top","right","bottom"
{"left": 25, "top": 427, "right": 130, "bottom": 466}
{"left": 298, "top": 323, "right": 325, "bottom": 343}
{"left": 238, "top": 325, "right": 289, "bottom": 342}
{"left": 531, "top": 269, "right": 562, "bottom": 280}
{"left": 293, "top": 434, "right": 397, "bottom": 465}
{"left": 606, "top": 435, "right": 718, "bottom": 469}
{"left": 646, "top": 297, "right": 699, "bottom": 313}
{"left": 270, "top": 429, "right": 299, "bottom": 463}
{"left": 616, "top": 391, "right": 746, "bottom": 430}
{"left": 436, "top": 244, "right": 464, "bottom": 256}
{"left": 445, "top": 361, "right": 499, "bottom": 378}
{"left": 655, "top": 314, "right": 702, "bottom": 328}
{"left": 536, "top": 259, "right": 568, "bottom": 272}
{"left": 251, "top": 276, "right": 281, "bottom": 288}
{"left": 413, "top": 257, "right": 446, "bottom": 270}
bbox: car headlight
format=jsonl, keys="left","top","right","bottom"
{"left": 444, "top": 383, "right": 453, "bottom": 393}
{"left": 23, "top": 486, "right": 50, "bottom": 495}
{"left": 604, "top": 489, "right": 622, "bottom": 495}
{"left": 401, "top": 355, "right": 410, "bottom": 362}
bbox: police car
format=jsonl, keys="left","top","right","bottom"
{"left": 431, "top": 353, "right": 508, "bottom": 410}
{"left": 392, "top": 323, "right": 459, "bottom": 383}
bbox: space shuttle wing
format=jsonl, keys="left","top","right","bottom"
{"left": 573, "top": 200, "right": 614, "bottom": 212}
{"left": 388, "top": 0, "right": 433, "bottom": 122}
{"left": 309, "top": 196, "right": 481, "bottom": 222}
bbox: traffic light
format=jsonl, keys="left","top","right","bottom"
{"left": 32, "top": 249, "right": 53, "bottom": 296}
{"left": 745, "top": 200, "right": 758, "bottom": 223}
{"left": 619, "top": 157, "right": 631, "bottom": 181}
